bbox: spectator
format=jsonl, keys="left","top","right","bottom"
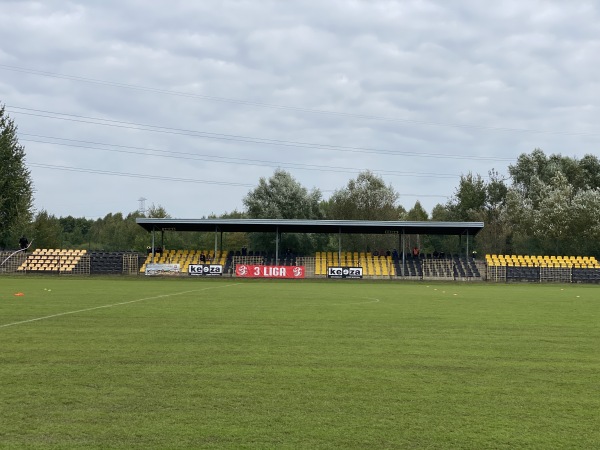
{"left": 19, "top": 236, "right": 29, "bottom": 251}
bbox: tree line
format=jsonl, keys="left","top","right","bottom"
{"left": 2, "top": 103, "right": 600, "bottom": 257}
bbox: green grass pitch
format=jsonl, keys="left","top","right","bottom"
{"left": 1, "top": 276, "right": 599, "bottom": 449}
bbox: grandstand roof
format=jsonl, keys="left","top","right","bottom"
{"left": 136, "top": 218, "right": 484, "bottom": 236}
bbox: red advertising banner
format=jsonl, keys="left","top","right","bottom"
{"left": 235, "top": 264, "right": 305, "bottom": 279}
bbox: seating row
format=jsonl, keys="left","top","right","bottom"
{"left": 139, "top": 249, "right": 229, "bottom": 273}
{"left": 486, "top": 254, "right": 600, "bottom": 268}
{"left": 17, "top": 248, "right": 87, "bottom": 273}
{"left": 496, "top": 266, "right": 600, "bottom": 283}
{"left": 315, "top": 252, "right": 396, "bottom": 276}
{"left": 30, "top": 248, "right": 87, "bottom": 256}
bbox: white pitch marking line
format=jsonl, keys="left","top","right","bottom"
{"left": 0, "top": 283, "right": 242, "bottom": 329}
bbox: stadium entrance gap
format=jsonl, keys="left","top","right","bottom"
{"left": 136, "top": 218, "right": 484, "bottom": 272}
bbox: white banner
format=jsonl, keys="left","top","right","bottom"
{"left": 188, "top": 264, "right": 224, "bottom": 276}
{"left": 327, "top": 266, "right": 363, "bottom": 279}
{"left": 145, "top": 263, "right": 180, "bottom": 276}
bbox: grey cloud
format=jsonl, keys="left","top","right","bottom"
{"left": 1, "top": 0, "right": 598, "bottom": 218}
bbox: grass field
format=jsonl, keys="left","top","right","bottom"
{"left": 1, "top": 276, "right": 599, "bottom": 449}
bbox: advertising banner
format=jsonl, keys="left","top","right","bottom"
{"left": 235, "top": 264, "right": 305, "bottom": 279}
{"left": 327, "top": 266, "right": 363, "bottom": 279}
{"left": 188, "top": 264, "right": 224, "bottom": 276}
{"left": 145, "top": 263, "right": 180, "bottom": 276}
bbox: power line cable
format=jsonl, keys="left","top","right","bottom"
{"left": 27, "top": 163, "right": 256, "bottom": 187}
{"left": 20, "top": 133, "right": 465, "bottom": 179}
{"left": 27, "top": 162, "right": 449, "bottom": 198}
{"left": 8, "top": 105, "right": 515, "bottom": 162}
{"left": 1, "top": 63, "right": 598, "bottom": 137}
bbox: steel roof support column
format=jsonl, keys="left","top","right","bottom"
{"left": 214, "top": 226, "right": 219, "bottom": 260}
{"left": 402, "top": 230, "right": 405, "bottom": 277}
{"left": 466, "top": 230, "right": 469, "bottom": 260}
{"left": 338, "top": 227, "right": 342, "bottom": 262}
{"left": 276, "top": 226, "right": 279, "bottom": 266}
{"left": 151, "top": 227, "right": 156, "bottom": 264}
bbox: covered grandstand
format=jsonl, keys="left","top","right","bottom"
{"left": 134, "top": 218, "right": 484, "bottom": 279}
{"left": 135, "top": 218, "right": 484, "bottom": 259}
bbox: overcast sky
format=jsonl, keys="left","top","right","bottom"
{"left": 1, "top": 0, "right": 598, "bottom": 219}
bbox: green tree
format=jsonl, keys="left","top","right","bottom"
{"left": 509, "top": 149, "right": 600, "bottom": 196}
{"left": 404, "top": 200, "right": 428, "bottom": 253}
{"left": 509, "top": 149, "right": 552, "bottom": 197}
{"left": 505, "top": 149, "right": 600, "bottom": 255}
{"left": 328, "top": 171, "right": 400, "bottom": 221}
{"left": 214, "top": 210, "right": 249, "bottom": 252}
{"left": 244, "top": 169, "right": 323, "bottom": 220}
{"left": 406, "top": 201, "right": 428, "bottom": 221}
{"left": 89, "top": 212, "right": 147, "bottom": 251}
{"left": 531, "top": 173, "right": 574, "bottom": 254}
{"left": 449, "top": 172, "right": 487, "bottom": 221}
{"left": 0, "top": 103, "right": 34, "bottom": 248}
{"left": 480, "top": 170, "right": 509, "bottom": 255}
{"left": 59, "top": 216, "right": 94, "bottom": 248}
{"left": 328, "top": 171, "right": 401, "bottom": 252}
{"left": 146, "top": 203, "right": 170, "bottom": 218}
{"left": 243, "top": 170, "right": 326, "bottom": 255}
{"left": 31, "top": 210, "right": 62, "bottom": 249}
{"left": 427, "top": 203, "right": 460, "bottom": 255}
{"left": 444, "top": 170, "right": 510, "bottom": 255}
{"left": 571, "top": 188, "right": 600, "bottom": 255}
{"left": 579, "top": 155, "right": 600, "bottom": 190}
